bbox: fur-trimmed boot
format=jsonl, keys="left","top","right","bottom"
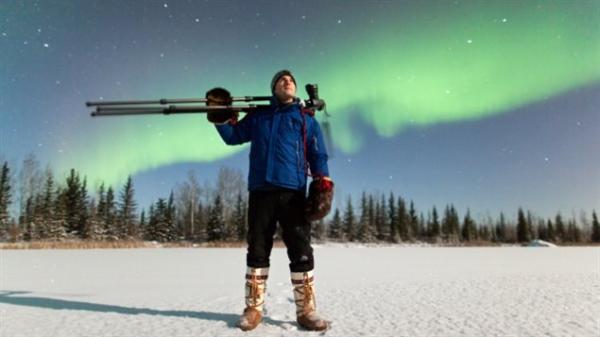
{"left": 237, "top": 267, "right": 268, "bottom": 331}
{"left": 291, "top": 270, "right": 329, "bottom": 331}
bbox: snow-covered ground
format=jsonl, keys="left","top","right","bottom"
{"left": 0, "top": 246, "right": 598, "bottom": 337}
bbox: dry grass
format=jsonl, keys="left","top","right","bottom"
{"left": 1, "top": 239, "right": 595, "bottom": 250}
{"left": 152, "top": 240, "right": 286, "bottom": 248}
{"left": 0, "top": 240, "right": 152, "bottom": 250}
{"left": 0, "top": 240, "right": 286, "bottom": 250}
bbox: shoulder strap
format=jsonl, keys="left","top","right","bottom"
{"left": 300, "top": 108, "right": 312, "bottom": 177}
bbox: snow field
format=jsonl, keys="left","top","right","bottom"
{"left": 0, "top": 246, "right": 598, "bottom": 337}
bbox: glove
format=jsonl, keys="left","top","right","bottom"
{"left": 205, "top": 87, "right": 237, "bottom": 124}
{"left": 305, "top": 176, "right": 334, "bottom": 222}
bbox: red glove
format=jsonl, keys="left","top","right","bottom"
{"left": 305, "top": 176, "right": 334, "bottom": 222}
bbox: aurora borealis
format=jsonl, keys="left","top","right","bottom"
{"left": 1, "top": 0, "right": 599, "bottom": 217}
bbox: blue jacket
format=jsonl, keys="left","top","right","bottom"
{"left": 215, "top": 99, "right": 329, "bottom": 192}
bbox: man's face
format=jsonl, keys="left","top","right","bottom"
{"left": 274, "top": 75, "right": 296, "bottom": 103}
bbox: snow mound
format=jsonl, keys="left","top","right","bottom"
{"left": 527, "top": 239, "right": 558, "bottom": 247}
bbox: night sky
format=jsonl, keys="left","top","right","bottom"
{"left": 1, "top": 0, "right": 599, "bottom": 220}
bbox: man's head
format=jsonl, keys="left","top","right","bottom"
{"left": 271, "top": 69, "right": 297, "bottom": 104}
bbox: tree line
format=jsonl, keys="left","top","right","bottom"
{"left": 0, "top": 157, "right": 599, "bottom": 245}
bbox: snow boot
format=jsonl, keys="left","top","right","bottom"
{"left": 291, "top": 270, "right": 329, "bottom": 331}
{"left": 237, "top": 267, "right": 268, "bottom": 331}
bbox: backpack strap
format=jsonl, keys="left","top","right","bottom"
{"left": 300, "top": 108, "right": 316, "bottom": 177}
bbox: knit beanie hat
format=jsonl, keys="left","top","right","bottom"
{"left": 271, "top": 69, "right": 296, "bottom": 94}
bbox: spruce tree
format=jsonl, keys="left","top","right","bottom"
{"left": 328, "top": 208, "right": 343, "bottom": 240}
{"left": 375, "top": 194, "right": 387, "bottom": 241}
{"left": 233, "top": 191, "right": 247, "bottom": 241}
{"left": 495, "top": 212, "right": 507, "bottom": 243}
{"left": 527, "top": 210, "right": 536, "bottom": 241}
{"left": 95, "top": 184, "right": 107, "bottom": 239}
{"left": 442, "top": 205, "right": 460, "bottom": 243}
{"left": 357, "top": 193, "right": 376, "bottom": 242}
{"left": 442, "top": 205, "right": 451, "bottom": 241}
{"left": 387, "top": 192, "right": 398, "bottom": 242}
{"left": 356, "top": 193, "right": 367, "bottom": 242}
{"left": 397, "top": 197, "right": 408, "bottom": 241}
{"left": 145, "top": 204, "right": 156, "bottom": 240}
{"left": 104, "top": 186, "right": 117, "bottom": 239}
{"left": 429, "top": 206, "right": 441, "bottom": 241}
{"left": 86, "top": 198, "right": 102, "bottom": 240}
{"left": 537, "top": 219, "right": 548, "bottom": 241}
{"left": 49, "top": 186, "right": 67, "bottom": 240}
{"left": 153, "top": 198, "right": 169, "bottom": 242}
{"left": 118, "top": 176, "right": 137, "bottom": 239}
{"left": 342, "top": 196, "right": 356, "bottom": 241}
{"left": 64, "top": 169, "right": 81, "bottom": 236}
{"left": 22, "top": 197, "right": 34, "bottom": 241}
{"left": 194, "top": 201, "right": 207, "bottom": 242}
{"left": 312, "top": 219, "right": 326, "bottom": 241}
{"left": 367, "top": 194, "right": 375, "bottom": 241}
{"left": 554, "top": 213, "right": 566, "bottom": 242}
{"left": 39, "top": 169, "right": 55, "bottom": 239}
{"left": 591, "top": 211, "right": 600, "bottom": 243}
{"left": 32, "top": 194, "right": 45, "bottom": 239}
{"left": 408, "top": 201, "right": 418, "bottom": 240}
{"left": 566, "top": 219, "right": 581, "bottom": 243}
{"left": 449, "top": 205, "right": 460, "bottom": 242}
{"left": 140, "top": 209, "right": 146, "bottom": 228}
{"left": 77, "top": 177, "right": 90, "bottom": 239}
{"left": 419, "top": 212, "right": 426, "bottom": 240}
{"left": 165, "top": 191, "right": 177, "bottom": 241}
{"left": 478, "top": 225, "right": 491, "bottom": 241}
{"left": 461, "top": 209, "right": 476, "bottom": 242}
{"left": 517, "top": 208, "right": 530, "bottom": 243}
{"left": 546, "top": 219, "right": 555, "bottom": 242}
{"left": 207, "top": 195, "right": 224, "bottom": 241}
{"left": 0, "top": 162, "right": 12, "bottom": 239}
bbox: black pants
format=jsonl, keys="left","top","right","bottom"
{"left": 246, "top": 188, "right": 314, "bottom": 272}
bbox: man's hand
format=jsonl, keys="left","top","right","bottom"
{"left": 206, "top": 87, "right": 237, "bottom": 124}
{"left": 305, "top": 176, "right": 334, "bottom": 222}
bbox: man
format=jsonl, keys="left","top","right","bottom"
{"left": 208, "top": 70, "right": 333, "bottom": 331}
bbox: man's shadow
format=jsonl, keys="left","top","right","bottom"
{"left": 0, "top": 290, "right": 290, "bottom": 328}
